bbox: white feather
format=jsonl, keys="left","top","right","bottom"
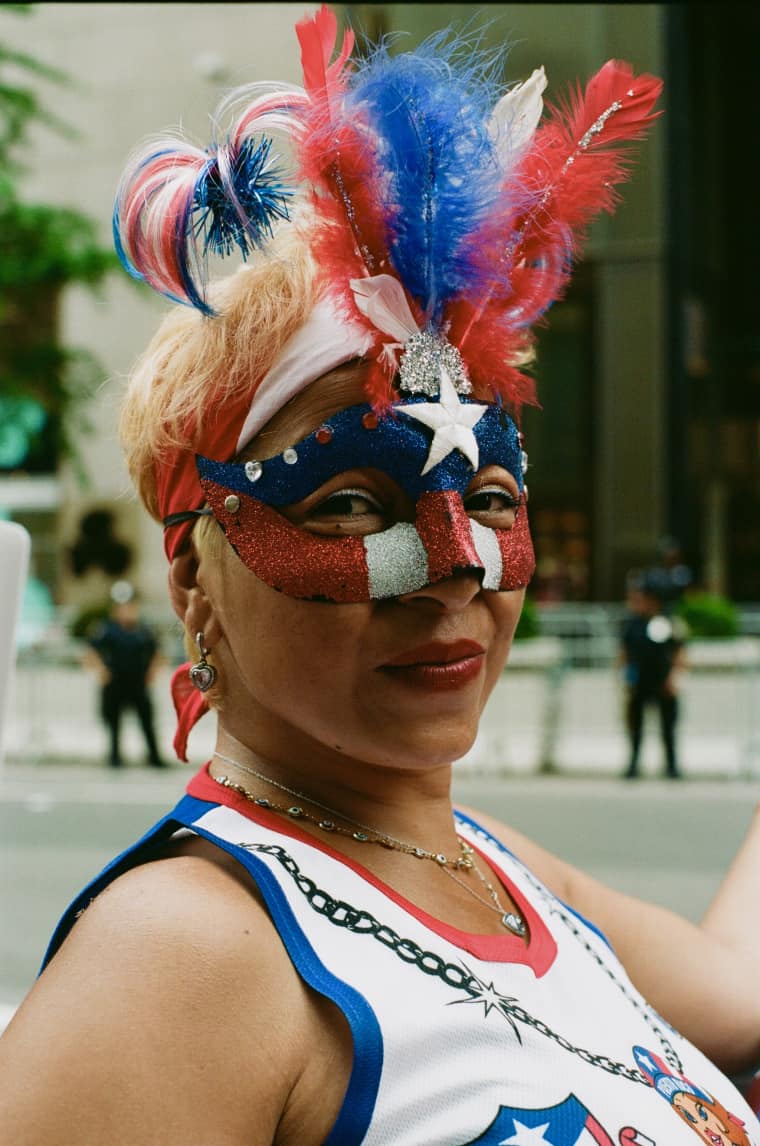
{"left": 350, "top": 274, "right": 420, "bottom": 344}
{"left": 488, "top": 66, "right": 548, "bottom": 172}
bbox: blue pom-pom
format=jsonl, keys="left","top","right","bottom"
{"left": 192, "top": 135, "right": 293, "bottom": 261}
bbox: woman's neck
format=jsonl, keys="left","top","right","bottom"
{"left": 210, "top": 726, "right": 460, "bottom": 855}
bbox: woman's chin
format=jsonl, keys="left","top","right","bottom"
{"left": 367, "top": 718, "right": 480, "bottom": 772}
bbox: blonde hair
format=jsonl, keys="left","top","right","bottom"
{"left": 118, "top": 220, "right": 319, "bottom": 710}
{"left": 119, "top": 220, "right": 318, "bottom": 522}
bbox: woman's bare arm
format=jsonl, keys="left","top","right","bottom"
{"left": 0, "top": 852, "right": 350, "bottom": 1145}
{"left": 81, "top": 646, "right": 110, "bottom": 684}
{"left": 467, "top": 803, "right": 760, "bottom": 1075}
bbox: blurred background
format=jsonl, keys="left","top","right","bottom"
{"left": 1, "top": 3, "right": 759, "bottom": 1021}
{"left": 2, "top": 2, "right": 759, "bottom": 602}
{"left": 1, "top": 1, "right": 758, "bottom": 770}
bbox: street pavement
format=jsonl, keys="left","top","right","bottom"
{"left": 2, "top": 760, "right": 758, "bottom": 1032}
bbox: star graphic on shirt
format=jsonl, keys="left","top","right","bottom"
{"left": 397, "top": 367, "right": 487, "bottom": 475}
{"left": 499, "top": 1119, "right": 553, "bottom": 1145}
{"left": 448, "top": 967, "right": 522, "bottom": 1040}
{"left": 635, "top": 1050, "right": 660, "bottom": 1077}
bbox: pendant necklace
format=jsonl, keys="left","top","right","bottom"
{"left": 211, "top": 750, "right": 527, "bottom": 938}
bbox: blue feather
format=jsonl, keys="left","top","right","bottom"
{"left": 112, "top": 146, "right": 199, "bottom": 311}
{"left": 187, "top": 135, "right": 293, "bottom": 316}
{"left": 348, "top": 30, "right": 506, "bottom": 324}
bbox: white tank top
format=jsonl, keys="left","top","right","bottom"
{"left": 44, "top": 766, "right": 760, "bottom": 1146}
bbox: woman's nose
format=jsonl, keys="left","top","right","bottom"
{"left": 397, "top": 491, "right": 486, "bottom": 610}
{"left": 415, "top": 490, "right": 484, "bottom": 583}
{"left": 397, "top": 568, "right": 483, "bottom": 611}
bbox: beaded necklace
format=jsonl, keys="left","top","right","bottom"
{"left": 212, "top": 751, "right": 527, "bottom": 937}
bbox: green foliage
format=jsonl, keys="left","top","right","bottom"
{"left": 676, "top": 592, "right": 740, "bottom": 639}
{"left": 0, "top": 345, "right": 102, "bottom": 481}
{"left": 0, "top": 6, "right": 118, "bottom": 475}
{"left": 0, "top": 200, "right": 116, "bottom": 289}
{"left": 514, "top": 595, "right": 540, "bottom": 640}
{"left": 0, "top": 38, "right": 72, "bottom": 177}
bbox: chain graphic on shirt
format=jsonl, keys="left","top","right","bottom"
{"left": 240, "top": 840, "right": 663, "bottom": 1087}
{"left": 455, "top": 816, "right": 684, "bottom": 1075}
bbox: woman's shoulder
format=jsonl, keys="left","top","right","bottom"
{"left": 46, "top": 836, "right": 305, "bottom": 1032}
{"left": 0, "top": 840, "right": 348, "bottom": 1144}
{"left": 73, "top": 834, "right": 280, "bottom": 954}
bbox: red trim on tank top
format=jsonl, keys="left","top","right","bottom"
{"left": 187, "top": 764, "right": 557, "bottom": 976}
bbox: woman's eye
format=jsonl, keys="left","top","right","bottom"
{"left": 464, "top": 486, "right": 520, "bottom": 519}
{"left": 299, "top": 488, "right": 388, "bottom": 535}
{"left": 310, "top": 489, "right": 384, "bottom": 519}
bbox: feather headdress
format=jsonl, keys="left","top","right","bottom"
{"left": 114, "top": 5, "right": 662, "bottom": 414}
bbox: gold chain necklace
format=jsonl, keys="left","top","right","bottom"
{"left": 211, "top": 751, "right": 527, "bottom": 938}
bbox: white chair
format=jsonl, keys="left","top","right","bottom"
{"left": 0, "top": 520, "right": 31, "bottom": 768}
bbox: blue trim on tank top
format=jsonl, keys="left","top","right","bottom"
{"left": 175, "top": 796, "right": 383, "bottom": 1145}
{"left": 453, "top": 807, "right": 614, "bottom": 952}
{"left": 41, "top": 793, "right": 383, "bottom": 1146}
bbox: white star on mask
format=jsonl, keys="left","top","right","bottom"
{"left": 398, "top": 367, "right": 487, "bottom": 475}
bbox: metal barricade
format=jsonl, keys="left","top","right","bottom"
{"left": 3, "top": 606, "right": 759, "bottom": 778}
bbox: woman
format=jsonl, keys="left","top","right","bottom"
{"left": 1, "top": 9, "right": 758, "bottom": 1144}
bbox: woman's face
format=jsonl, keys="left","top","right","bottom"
{"left": 197, "top": 368, "right": 526, "bottom": 773}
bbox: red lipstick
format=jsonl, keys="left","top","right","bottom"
{"left": 381, "top": 640, "right": 486, "bottom": 690}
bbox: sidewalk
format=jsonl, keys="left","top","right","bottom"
{"left": 4, "top": 657, "right": 760, "bottom": 779}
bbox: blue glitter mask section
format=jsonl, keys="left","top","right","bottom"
{"left": 195, "top": 399, "right": 523, "bottom": 505}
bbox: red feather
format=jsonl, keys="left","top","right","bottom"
{"left": 295, "top": 4, "right": 354, "bottom": 102}
{"left": 447, "top": 297, "right": 540, "bottom": 412}
{"left": 455, "top": 60, "right": 662, "bottom": 384}
{"left": 510, "top": 60, "right": 663, "bottom": 262}
{"left": 564, "top": 60, "right": 663, "bottom": 147}
{"left": 293, "top": 6, "right": 401, "bottom": 372}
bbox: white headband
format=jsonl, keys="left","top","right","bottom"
{"left": 235, "top": 296, "right": 375, "bottom": 453}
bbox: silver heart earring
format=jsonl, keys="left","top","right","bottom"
{"left": 189, "top": 632, "right": 217, "bottom": 692}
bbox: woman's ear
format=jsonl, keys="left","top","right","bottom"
{"left": 168, "top": 548, "right": 199, "bottom": 621}
{"left": 168, "top": 547, "right": 224, "bottom": 646}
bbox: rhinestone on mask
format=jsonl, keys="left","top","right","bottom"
{"left": 224, "top": 494, "right": 240, "bottom": 513}
{"left": 398, "top": 331, "right": 472, "bottom": 398}
{"left": 245, "top": 460, "right": 263, "bottom": 483}
{"left": 283, "top": 447, "right": 298, "bottom": 465}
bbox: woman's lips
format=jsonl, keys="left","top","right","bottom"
{"left": 380, "top": 640, "right": 486, "bottom": 690}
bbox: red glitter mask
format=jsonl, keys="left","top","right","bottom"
{"left": 196, "top": 393, "right": 535, "bottom": 602}
{"left": 200, "top": 480, "right": 534, "bottom": 602}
